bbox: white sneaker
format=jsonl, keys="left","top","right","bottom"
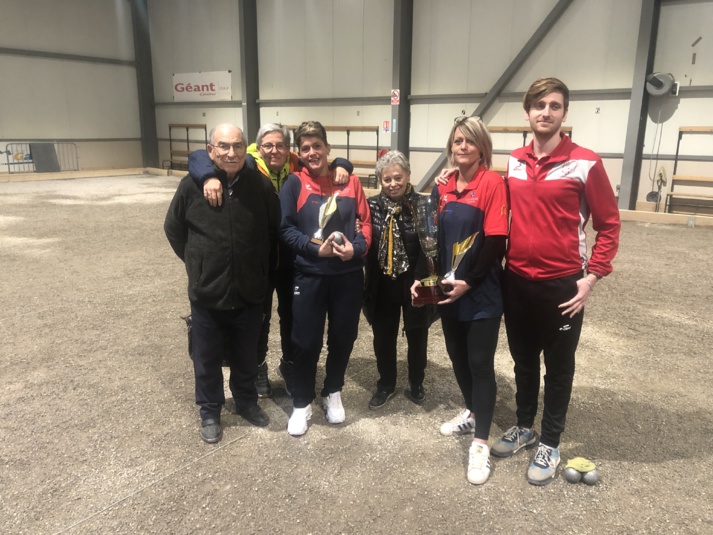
{"left": 440, "top": 409, "right": 475, "bottom": 436}
{"left": 467, "top": 442, "right": 492, "bottom": 485}
{"left": 322, "top": 392, "right": 345, "bottom": 424}
{"left": 287, "top": 405, "right": 312, "bottom": 436}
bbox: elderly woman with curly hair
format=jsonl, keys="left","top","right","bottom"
{"left": 363, "top": 150, "right": 437, "bottom": 409}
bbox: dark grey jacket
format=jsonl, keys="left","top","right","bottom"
{"left": 363, "top": 189, "right": 437, "bottom": 330}
{"left": 164, "top": 166, "right": 279, "bottom": 310}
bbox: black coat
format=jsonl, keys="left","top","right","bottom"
{"left": 363, "top": 188, "right": 438, "bottom": 330}
{"left": 164, "top": 166, "right": 279, "bottom": 310}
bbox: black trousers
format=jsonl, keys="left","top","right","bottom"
{"left": 371, "top": 276, "right": 428, "bottom": 391}
{"left": 441, "top": 315, "right": 501, "bottom": 441}
{"left": 290, "top": 270, "right": 363, "bottom": 408}
{"left": 502, "top": 269, "right": 584, "bottom": 448}
{"left": 256, "top": 262, "right": 294, "bottom": 366}
{"left": 190, "top": 302, "right": 262, "bottom": 420}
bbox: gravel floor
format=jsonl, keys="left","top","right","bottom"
{"left": 0, "top": 174, "right": 711, "bottom": 534}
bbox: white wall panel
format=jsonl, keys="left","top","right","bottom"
{"left": 148, "top": 0, "right": 242, "bottom": 103}
{"left": 412, "top": 0, "right": 558, "bottom": 95}
{"left": 0, "top": 0, "right": 134, "bottom": 60}
{"left": 258, "top": 0, "right": 392, "bottom": 100}
{"left": 0, "top": 56, "right": 139, "bottom": 140}
{"left": 409, "top": 103, "right": 481, "bottom": 148}
{"left": 257, "top": 0, "right": 307, "bottom": 99}
{"left": 644, "top": 98, "right": 713, "bottom": 157}
{"left": 657, "top": 2, "right": 713, "bottom": 87}
{"left": 506, "top": 0, "right": 641, "bottom": 92}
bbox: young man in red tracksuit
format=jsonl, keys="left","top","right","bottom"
{"left": 492, "top": 78, "right": 620, "bottom": 485}
{"left": 278, "top": 121, "right": 371, "bottom": 436}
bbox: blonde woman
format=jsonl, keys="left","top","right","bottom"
{"left": 411, "top": 117, "right": 508, "bottom": 484}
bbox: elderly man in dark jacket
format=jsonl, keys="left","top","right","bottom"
{"left": 164, "top": 123, "right": 279, "bottom": 443}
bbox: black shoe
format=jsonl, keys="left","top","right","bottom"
{"left": 369, "top": 388, "right": 395, "bottom": 409}
{"left": 236, "top": 404, "right": 270, "bottom": 427}
{"left": 278, "top": 359, "right": 294, "bottom": 397}
{"left": 256, "top": 362, "right": 272, "bottom": 398}
{"left": 200, "top": 418, "right": 222, "bottom": 443}
{"left": 406, "top": 384, "right": 425, "bottom": 404}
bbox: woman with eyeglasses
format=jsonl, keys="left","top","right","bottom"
{"left": 411, "top": 117, "right": 508, "bottom": 485}
{"left": 363, "top": 150, "right": 438, "bottom": 409}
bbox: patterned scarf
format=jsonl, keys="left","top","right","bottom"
{"left": 378, "top": 186, "right": 412, "bottom": 279}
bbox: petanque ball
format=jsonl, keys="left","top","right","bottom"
{"left": 332, "top": 231, "right": 344, "bottom": 245}
{"left": 582, "top": 469, "right": 599, "bottom": 485}
{"left": 563, "top": 467, "right": 582, "bottom": 483}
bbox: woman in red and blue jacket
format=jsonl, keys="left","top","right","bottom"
{"left": 412, "top": 117, "right": 508, "bottom": 485}
{"left": 278, "top": 121, "right": 371, "bottom": 437}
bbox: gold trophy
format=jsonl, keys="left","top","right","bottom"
{"left": 439, "top": 232, "right": 478, "bottom": 292}
{"left": 310, "top": 192, "right": 340, "bottom": 245}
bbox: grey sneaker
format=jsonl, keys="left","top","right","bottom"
{"left": 255, "top": 361, "right": 272, "bottom": 398}
{"left": 439, "top": 409, "right": 475, "bottom": 436}
{"left": 491, "top": 425, "right": 539, "bottom": 458}
{"left": 527, "top": 443, "right": 560, "bottom": 486}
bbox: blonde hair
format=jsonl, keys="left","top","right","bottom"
{"left": 446, "top": 117, "right": 492, "bottom": 169}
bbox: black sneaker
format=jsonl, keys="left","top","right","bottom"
{"left": 278, "top": 359, "right": 294, "bottom": 397}
{"left": 255, "top": 361, "right": 272, "bottom": 398}
{"left": 406, "top": 383, "right": 425, "bottom": 404}
{"left": 369, "top": 388, "right": 395, "bottom": 410}
{"left": 236, "top": 404, "right": 270, "bottom": 427}
{"left": 200, "top": 418, "right": 222, "bottom": 443}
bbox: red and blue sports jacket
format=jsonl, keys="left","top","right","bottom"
{"left": 433, "top": 166, "right": 508, "bottom": 321}
{"left": 279, "top": 167, "right": 372, "bottom": 276}
{"left": 506, "top": 134, "right": 620, "bottom": 281}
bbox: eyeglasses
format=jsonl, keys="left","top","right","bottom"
{"left": 210, "top": 141, "right": 246, "bottom": 154}
{"left": 454, "top": 115, "right": 482, "bottom": 124}
{"left": 260, "top": 143, "right": 288, "bottom": 152}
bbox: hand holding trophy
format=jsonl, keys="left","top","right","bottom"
{"left": 439, "top": 232, "right": 478, "bottom": 293}
{"left": 311, "top": 192, "right": 340, "bottom": 245}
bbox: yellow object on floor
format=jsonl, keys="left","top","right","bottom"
{"left": 565, "top": 457, "right": 597, "bottom": 473}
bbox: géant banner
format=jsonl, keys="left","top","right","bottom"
{"left": 173, "top": 71, "right": 232, "bottom": 102}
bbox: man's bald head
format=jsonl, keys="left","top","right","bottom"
{"left": 207, "top": 124, "right": 247, "bottom": 178}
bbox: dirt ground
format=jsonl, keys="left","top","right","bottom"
{"left": 0, "top": 173, "right": 711, "bottom": 535}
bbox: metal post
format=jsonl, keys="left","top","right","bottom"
{"left": 673, "top": 130, "right": 683, "bottom": 175}
{"left": 239, "top": 0, "right": 260, "bottom": 143}
{"left": 130, "top": 0, "right": 159, "bottom": 168}
{"left": 619, "top": 0, "right": 661, "bottom": 210}
{"left": 391, "top": 0, "right": 414, "bottom": 157}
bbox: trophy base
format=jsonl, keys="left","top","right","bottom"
{"left": 310, "top": 237, "right": 324, "bottom": 245}
{"left": 413, "top": 285, "right": 444, "bottom": 306}
{"left": 438, "top": 280, "right": 454, "bottom": 294}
